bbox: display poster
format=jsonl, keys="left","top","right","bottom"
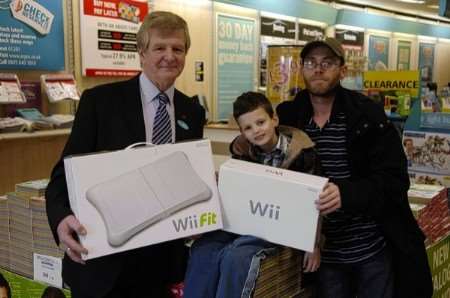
{"left": 259, "top": 17, "right": 295, "bottom": 88}
{"left": 403, "top": 130, "right": 450, "bottom": 176}
{"left": 260, "top": 16, "right": 295, "bottom": 40}
{"left": 363, "top": 70, "right": 419, "bottom": 116}
{"left": 335, "top": 29, "right": 364, "bottom": 47}
{"left": 217, "top": 14, "right": 255, "bottom": 121}
{"left": 368, "top": 35, "right": 389, "bottom": 71}
{"left": 79, "top": 0, "right": 148, "bottom": 77}
{"left": 266, "top": 45, "right": 304, "bottom": 103}
{"left": 418, "top": 42, "right": 435, "bottom": 84}
{"left": 418, "top": 43, "right": 450, "bottom": 129}
{"left": 397, "top": 40, "right": 411, "bottom": 71}
{"left": 297, "top": 23, "right": 324, "bottom": 42}
{"left": 0, "top": 0, "right": 64, "bottom": 70}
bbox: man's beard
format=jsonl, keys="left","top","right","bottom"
{"left": 305, "top": 77, "right": 340, "bottom": 97}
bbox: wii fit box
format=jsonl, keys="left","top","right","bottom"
{"left": 218, "top": 159, "right": 328, "bottom": 252}
{"left": 64, "top": 139, "right": 222, "bottom": 260}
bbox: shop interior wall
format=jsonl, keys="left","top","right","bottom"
{"left": 3, "top": 0, "right": 450, "bottom": 119}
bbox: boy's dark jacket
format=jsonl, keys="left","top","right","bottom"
{"left": 276, "top": 85, "right": 433, "bottom": 298}
{"left": 230, "top": 125, "right": 321, "bottom": 176}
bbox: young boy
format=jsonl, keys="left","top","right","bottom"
{"left": 184, "top": 92, "right": 321, "bottom": 298}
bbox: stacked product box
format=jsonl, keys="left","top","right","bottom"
{"left": 409, "top": 184, "right": 450, "bottom": 296}
{"left": 0, "top": 196, "right": 9, "bottom": 270}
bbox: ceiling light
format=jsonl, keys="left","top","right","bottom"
{"left": 399, "top": 0, "right": 425, "bottom": 3}
{"left": 395, "top": 0, "right": 425, "bottom": 3}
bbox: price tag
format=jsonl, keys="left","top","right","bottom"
{"left": 33, "top": 253, "right": 63, "bottom": 288}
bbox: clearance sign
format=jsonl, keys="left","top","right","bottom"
{"left": 363, "top": 70, "right": 420, "bottom": 97}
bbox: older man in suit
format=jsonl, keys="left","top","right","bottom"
{"left": 45, "top": 11, "right": 205, "bottom": 297}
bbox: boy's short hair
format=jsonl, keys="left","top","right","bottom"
{"left": 233, "top": 92, "right": 274, "bottom": 121}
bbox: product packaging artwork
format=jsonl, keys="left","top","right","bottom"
{"left": 218, "top": 159, "right": 328, "bottom": 252}
{"left": 64, "top": 139, "right": 222, "bottom": 260}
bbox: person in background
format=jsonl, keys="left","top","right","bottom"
{"left": 41, "top": 286, "right": 66, "bottom": 298}
{"left": 184, "top": 91, "right": 322, "bottom": 298}
{"left": 0, "top": 274, "right": 10, "bottom": 298}
{"left": 277, "top": 37, "right": 432, "bottom": 298}
{"left": 45, "top": 11, "right": 205, "bottom": 297}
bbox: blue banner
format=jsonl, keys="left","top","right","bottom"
{"left": 217, "top": 14, "right": 255, "bottom": 121}
{"left": 0, "top": 0, "right": 64, "bottom": 70}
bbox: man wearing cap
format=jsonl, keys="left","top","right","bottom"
{"left": 277, "top": 38, "right": 432, "bottom": 298}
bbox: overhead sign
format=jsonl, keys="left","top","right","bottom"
{"left": 335, "top": 29, "right": 364, "bottom": 47}
{"left": 260, "top": 16, "right": 295, "bottom": 39}
{"left": 80, "top": 0, "right": 148, "bottom": 77}
{"left": 298, "top": 23, "right": 324, "bottom": 42}
{"left": 363, "top": 70, "right": 420, "bottom": 97}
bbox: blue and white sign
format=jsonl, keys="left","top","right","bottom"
{"left": 217, "top": 14, "right": 256, "bottom": 121}
{"left": 0, "top": 0, "right": 64, "bottom": 70}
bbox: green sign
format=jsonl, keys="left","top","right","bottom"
{"left": 0, "top": 269, "right": 71, "bottom": 298}
{"left": 427, "top": 235, "right": 450, "bottom": 297}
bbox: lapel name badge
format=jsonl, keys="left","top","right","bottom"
{"left": 177, "top": 119, "right": 190, "bottom": 130}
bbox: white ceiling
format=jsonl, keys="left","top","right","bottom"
{"left": 324, "top": 0, "right": 449, "bottom": 22}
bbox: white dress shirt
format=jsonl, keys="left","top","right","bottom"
{"left": 139, "top": 73, "right": 176, "bottom": 143}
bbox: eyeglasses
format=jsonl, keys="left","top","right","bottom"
{"left": 302, "top": 59, "right": 341, "bottom": 70}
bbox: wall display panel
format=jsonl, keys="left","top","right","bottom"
{"left": 0, "top": 0, "right": 64, "bottom": 70}
{"left": 418, "top": 42, "right": 435, "bottom": 85}
{"left": 368, "top": 35, "right": 390, "bottom": 71}
{"left": 259, "top": 15, "right": 296, "bottom": 88}
{"left": 216, "top": 13, "right": 256, "bottom": 121}
{"left": 397, "top": 40, "right": 412, "bottom": 71}
{"left": 336, "top": 29, "right": 365, "bottom": 90}
{"left": 79, "top": 0, "right": 148, "bottom": 77}
{"left": 266, "top": 45, "right": 304, "bottom": 103}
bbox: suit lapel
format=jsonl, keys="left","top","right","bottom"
{"left": 121, "top": 75, "right": 146, "bottom": 143}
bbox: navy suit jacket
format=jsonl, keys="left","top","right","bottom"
{"left": 45, "top": 75, "right": 205, "bottom": 296}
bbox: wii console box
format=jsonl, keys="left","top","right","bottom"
{"left": 218, "top": 159, "right": 328, "bottom": 253}
{"left": 64, "top": 139, "right": 222, "bottom": 260}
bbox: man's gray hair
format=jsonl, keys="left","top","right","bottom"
{"left": 137, "top": 11, "right": 190, "bottom": 54}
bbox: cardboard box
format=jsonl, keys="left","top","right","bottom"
{"left": 64, "top": 139, "right": 222, "bottom": 260}
{"left": 218, "top": 159, "right": 328, "bottom": 253}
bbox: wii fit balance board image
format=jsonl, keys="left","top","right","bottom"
{"left": 64, "top": 140, "right": 222, "bottom": 260}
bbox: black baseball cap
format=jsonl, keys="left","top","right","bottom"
{"left": 301, "top": 37, "right": 345, "bottom": 64}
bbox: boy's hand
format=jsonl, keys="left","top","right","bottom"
{"left": 316, "top": 182, "right": 341, "bottom": 215}
{"left": 303, "top": 246, "right": 320, "bottom": 272}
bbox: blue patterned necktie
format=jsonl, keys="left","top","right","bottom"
{"left": 152, "top": 92, "right": 172, "bottom": 144}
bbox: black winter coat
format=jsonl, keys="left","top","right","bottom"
{"left": 277, "top": 86, "right": 433, "bottom": 298}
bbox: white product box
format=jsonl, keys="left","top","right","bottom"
{"left": 218, "top": 159, "right": 328, "bottom": 253}
{"left": 64, "top": 139, "right": 222, "bottom": 260}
